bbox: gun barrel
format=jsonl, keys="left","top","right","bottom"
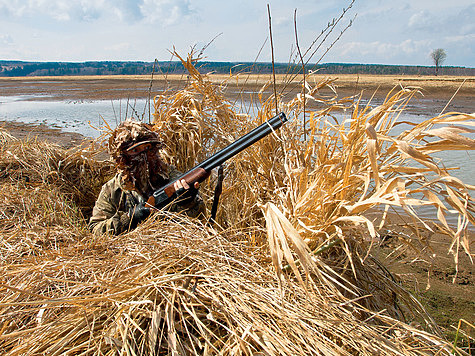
{"left": 148, "top": 112, "right": 287, "bottom": 208}
{"left": 197, "top": 112, "right": 287, "bottom": 172}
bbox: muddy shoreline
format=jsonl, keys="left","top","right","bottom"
{"left": 0, "top": 119, "right": 86, "bottom": 148}
{"left": 1, "top": 74, "right": 474, "bottom": 117}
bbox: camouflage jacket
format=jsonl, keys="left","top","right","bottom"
{"left": 89, "top": 166, "right": 205, "bottom": 235}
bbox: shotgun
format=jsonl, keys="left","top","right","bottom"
{"left": 146, "top": 112, "right": 287, "bottom": 209}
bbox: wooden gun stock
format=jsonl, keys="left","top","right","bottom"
{"left": 146, "top": 168, "right": 210, "bottom": 208}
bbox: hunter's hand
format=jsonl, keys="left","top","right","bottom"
{"left": 129, "top": 202, "right": 151, "bottom": 228}
{"left": 174, "top": 179, "right": 199, "bottom": 206}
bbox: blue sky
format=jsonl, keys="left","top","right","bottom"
{"left": 0, "top": 0, "right": 473, "bottom": 67}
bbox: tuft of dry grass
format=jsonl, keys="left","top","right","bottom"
{"left": 0, "top": 211, "right": 461, "bottom": 355}
{"left": 0, "top": 127, "right": 17, "bottom": 145}
{"left": 0, "top": 138, "right": 114, "bottom": 217}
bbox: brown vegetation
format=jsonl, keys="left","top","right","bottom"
{"left": 0, "top": 54, "right": 474, "bottom": 354}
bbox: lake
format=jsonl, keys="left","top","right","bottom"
{"left": 0, "top": 95, "right": 150, "bottom": 138}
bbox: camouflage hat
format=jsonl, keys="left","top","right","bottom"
{"left": 108, "top": 119, "right": 163, "bottom": 161}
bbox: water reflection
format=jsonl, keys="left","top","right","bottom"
{"left": 0, "top": 95, "right": 150, "bottom": 138}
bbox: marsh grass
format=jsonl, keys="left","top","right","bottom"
{"left": 0, "top": 54, "right": 473, "bottom": 354}
{"left": 0, "top": 137, "right": 114, "bottom": 217}
{"left": 0, "top": 128, "right": 17, "bottom": 145}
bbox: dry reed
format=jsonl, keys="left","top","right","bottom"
{"left": 0, "top": 128, "right": 17, "bottom": 145}
{"left": 0, "top": 211, "right": 462, "bottom": 355}
{"left": 0, "top": 138, "right": 114, "bottom": 217}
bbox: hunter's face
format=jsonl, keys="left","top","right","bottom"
{"left": 116, "top": 141, "right": 154, "bottom": 168}
{"left": 116, "top": 142, "right": 167, "bottom": 194}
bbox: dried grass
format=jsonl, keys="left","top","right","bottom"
{"left": 0, "top": 138, "right": 114, "bottom": 217}
{"left": 0, "top": 54, "right": 473, "bottom": 354}
{"left": 0, "top": 214, "right": 460, "bottom": 355}
{"left": 0, "top": 127, "right": 17, "bottom": 145}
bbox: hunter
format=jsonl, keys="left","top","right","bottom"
{"left": 89, "top": 119, "right": 205, "bottom": 235}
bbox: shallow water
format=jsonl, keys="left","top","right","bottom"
{"left": 0, "top": 95, "right": 151, "bottom": 138}
{"left": 1, "top": 95, "right": 472, "bottom": 185}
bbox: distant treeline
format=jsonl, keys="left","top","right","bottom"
{"left": 0, "top": 60, "right": 473, "bottom": 77}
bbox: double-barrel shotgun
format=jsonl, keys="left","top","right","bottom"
{"left": 146, "top": 112, "right": 287, "bottom": 209}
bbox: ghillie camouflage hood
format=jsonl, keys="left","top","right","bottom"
{"left": 108, "top": 119, "right": 167, "bottom": 194}
{"left": 108, "top": 119, "right": 163, "bottom": 160}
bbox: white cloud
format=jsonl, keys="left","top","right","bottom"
{"left": 0, "top": 0, "right": 110, "bottom": 21}
{"left": 0, "top": 0, "right": 195, "bottom": 25}
{"left": 338, "top": 39, "right": 430, "bottom": 63}
{"left": 444, "top": 33, "right": 475, "bottom": 45}
{"left": 110, "top": 0, "right": 142, "bottom": 21}
{"left": 408, "top": 10, "right": 435, "bottom": 30}
{"left": 0, "top": 0, "right": 26, "bottom": 17}
{"left": 0, "top": 34, "right": 13, "bottom": 45}
{"left": 407, "top": 4, "right": 475, "bottom": 37}
{"left": 139, "top": 0, "right": 194, "bottom": 25}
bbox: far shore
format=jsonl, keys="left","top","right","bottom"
{"left": 1, "top": 73, "right": 474, "bottom": 146}
{"left": 1, "top": 74, "right": 474, "bottom": 117}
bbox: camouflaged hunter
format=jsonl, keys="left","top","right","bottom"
{"left": 89, "top": 119, "right": 205, "bottom": 235}
{"left": 89, "top": 112, "right": 287, "bottom": 235}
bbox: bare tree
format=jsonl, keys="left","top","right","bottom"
{"left": 431, "top": 48, "right": 447, "bottom": 76}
